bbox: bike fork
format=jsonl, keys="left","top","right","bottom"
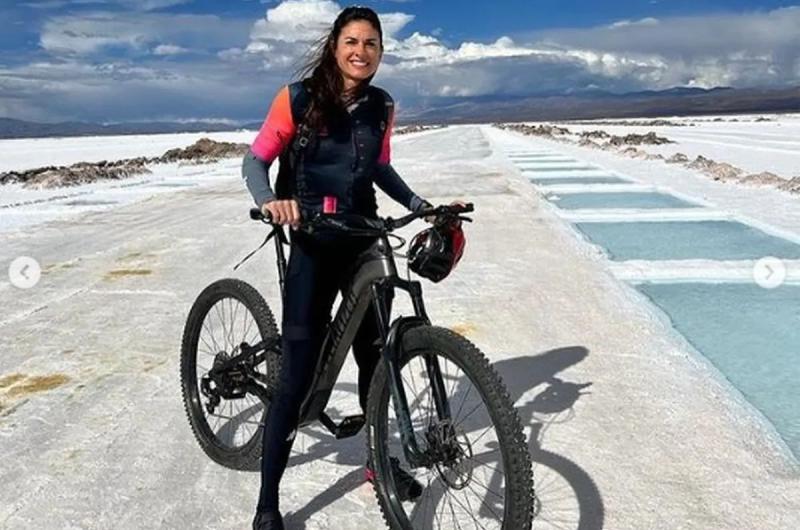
{"left": 372, "top": 281, "right": 453, "bottom": 469}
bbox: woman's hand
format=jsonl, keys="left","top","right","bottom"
{"left": 425, "top": 199, "right": 468, "bottom": 223}
{"left": 262, "top": 199, "right": 301, "bottom": 228}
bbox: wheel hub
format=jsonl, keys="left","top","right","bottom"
{"left": 425, "top": 420, "right": 474, "bottom": 489}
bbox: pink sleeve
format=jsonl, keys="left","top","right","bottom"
{"left": 250, "top": 86, "right": 296, "bottom": 163}
{"left": 377, "top": 106, "right": 394, "bottom": 165}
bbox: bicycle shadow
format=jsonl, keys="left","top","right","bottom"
{"left": 282, "top": 346, "right": 605, "bottom": 530}
{"left": 493, "top": 346, "right": 605, "bottom": 530}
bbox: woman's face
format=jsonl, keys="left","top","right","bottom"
{"left": 335, "top": 20, "right": 382, "bottom": 89}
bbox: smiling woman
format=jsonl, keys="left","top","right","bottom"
{"left": 240, "top": 6, "right": 432, "bottom": 530}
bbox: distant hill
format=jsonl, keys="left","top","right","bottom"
{"left": 0, "top": 118, "right": 256, "bottom": 140}
{"left": 1, "top": 85, "right": 798, "bottom": 139}
{"left": 401, "top": 85, "right": 800, "bottom": 124}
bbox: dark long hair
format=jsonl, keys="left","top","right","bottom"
{"left": 295, "top": 6, "right": 383, "bottom": 130}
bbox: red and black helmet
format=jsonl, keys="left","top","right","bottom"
{"left": 407, "top": 219, "right": 466, "bottom": 283}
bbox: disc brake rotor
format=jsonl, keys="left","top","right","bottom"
{"left": 426, "top": 421, "right": 475, "bottom": 489}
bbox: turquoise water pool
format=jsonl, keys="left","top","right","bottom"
{"left": 530, "top": 176, "right": 631, "bottom": 185}
{"left": 575, "top": 221, "right": 800, "bottom": 261}
{"left": 549, "top": 192, "right": 699, "bottom": 210}
{"left": 637, "top": 282, "right": 800, "bottom": 458}
{"left": 519, "top": 165, "right": 596, "bottom": 172}
{"left": 512, "top": 157, "right": 573, "bottom": 162}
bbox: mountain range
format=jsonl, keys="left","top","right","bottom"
{"left": 401, "top": 85, "right": 800, "bottom": 124}
{"left": 1, "top": 85, "right": 798, "bottom": 139}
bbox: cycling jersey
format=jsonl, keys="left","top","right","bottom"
{"left": 243, "top": 81, "right": 425, "bottom": 215}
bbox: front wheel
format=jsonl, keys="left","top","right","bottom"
{"left": 180, "top": 278, "right": 281, "bottom": 470}
{"left": 366, "top": 326, "right": 534, "bottom": 530}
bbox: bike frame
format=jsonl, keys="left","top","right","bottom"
{"left": 263, "top": 225, "right": 452, "bottom": 468}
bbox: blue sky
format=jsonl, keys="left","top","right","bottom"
{"left": 1, "top": 0, "right": 798, "bottom": 122}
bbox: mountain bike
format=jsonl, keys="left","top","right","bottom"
{"left": 180, "top": 203, "right": 534, "bottom": 529}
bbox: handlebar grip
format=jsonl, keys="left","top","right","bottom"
{"left": 250, "top": 207, "right": 272, "bottom": 222}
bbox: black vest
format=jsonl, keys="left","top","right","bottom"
{"left": 275, "top": 81, "right": 393, "bottom": 216}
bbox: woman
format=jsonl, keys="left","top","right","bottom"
{"left": 242, "top": 6, "right": 427, "bottom": 530}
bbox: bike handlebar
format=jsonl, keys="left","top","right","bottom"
{"left": 249, "top": 203, "right": 474, "bottom": 237}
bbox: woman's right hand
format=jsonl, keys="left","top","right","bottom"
{"left": 262, "top": 199, "right": 301, "bottom": 228}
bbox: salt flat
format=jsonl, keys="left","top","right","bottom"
{"left": 563, "top": 113, "right": 800, "bottom": 178}
{"left": 1, "top": 125, "right": 799, "bottom": 529}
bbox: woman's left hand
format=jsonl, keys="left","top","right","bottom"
{"left": 425, "top": 199, "right": 468, "bottom": 223}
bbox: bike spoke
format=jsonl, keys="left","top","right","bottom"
{"left": 452, "top": 384, "right": 473, "bottom": 426}
{"left": 198, "top": 330, "right": 217, "bottom": 357}
{"left": 225, "top": 298, "right": 236, "bottom": 351}
{"left": 452, "top": 399, "right": 483, "bottom": 430}
{"left": 466, "top": 473, "right": 506, "bottom": 501}
{"left": 444, "top": 488, "right": 464, "bottom": 530}
{"left": 407, "top": 359, "right": 421, "bottom": 400}
{"left": 470, "top": 453, "right": 504, "bottom": 476}
{"left": 444, "top": 358, "right": 460, "bottom": 410}
{"left": 229, "top": 298, "right": 240, "bottom": 348}
{"left": 469, "top": 425, "right": 497, "bottom": 448}
{"left": 466, "top": 480, "right": 503, "bottom": 523}
{"left": 214, "top": 301, "right": 230, "bottom": 352}
{"left": 242, "top": 309, "right": 256, "bottom": 349}
{"left": 201, "top": 319, "right": 222, "bottom": 355}
{"left": 433, "top": 474, "right": 491, "bottom": 530}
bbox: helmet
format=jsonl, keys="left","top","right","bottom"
{"left": 407, "top": 220, "right": 466, "bottom": 282}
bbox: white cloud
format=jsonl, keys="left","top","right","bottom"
{"left": 4, "top": 1, "right": 800, "bottom": 122}
{"left": 197, "top": 0, "right": 685, "bottom": 101}
{"left": 379, "top": 12, "right": 414, "bottom": 39}
{"left": 113, "top": 0, "right": 193, "bottom": 9}
{"left": 22, "top": 0, "right": 193, "bottom": 10}
{"left": 0, "top": 56, "right": 283, "bottom": 122}
{"left": 385, "top": 32, "right": 448, "bottom": 60}
{"left": 244, "top": 0, "right": 415, "bottom": 70}
{"left": 152, "top": 44, "right": 190, "bottom": 55}
{"left": 249, "top": 0, "right": 340, "bottom": 44}
{"left": 40, "top": 12, "right": 251, "bottom": 56}
{"left": 238, "top": 0, "right": 800, "bottom": 101}
{"left": 532, "top": 6, "right": 800, "bottom": 89}
{"left": 609, "top": 17, "right": 659, "bottom": 29}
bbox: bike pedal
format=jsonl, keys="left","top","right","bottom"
{"left": 319, "top": 412, "right": 366, "bottom": 439}
{"left": 336, "top": 414, "right": 366, "bottom": 439}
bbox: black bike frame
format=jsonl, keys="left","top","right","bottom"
{"left": 273, "top": 229, "right": 453, "bottom": 468}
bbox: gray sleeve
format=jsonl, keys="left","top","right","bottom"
{"left": 373, "top": 162, "right": 427, "bottom": 212}
{"left": 241, "top": 148, "right": 275, "bottom": 207}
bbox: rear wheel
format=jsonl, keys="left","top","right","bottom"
{"left": 366, "top": 326, "right": 534, "bottom": 529}
{"left": 180, "top": 278, "right": 280, "bottom": 470}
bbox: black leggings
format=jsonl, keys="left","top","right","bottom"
{"left": 257, "top": 232, "right": 388, "bottom": 513}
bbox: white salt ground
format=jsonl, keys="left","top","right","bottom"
{"left": 0, "top": 124, "right": 798, "bottom": 529}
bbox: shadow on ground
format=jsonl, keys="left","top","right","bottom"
{"left": 495, "top": 346, "right": 605, "bottom": 530}
{"left": 276, "top": 346, "right": 605, "bottom": 530}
